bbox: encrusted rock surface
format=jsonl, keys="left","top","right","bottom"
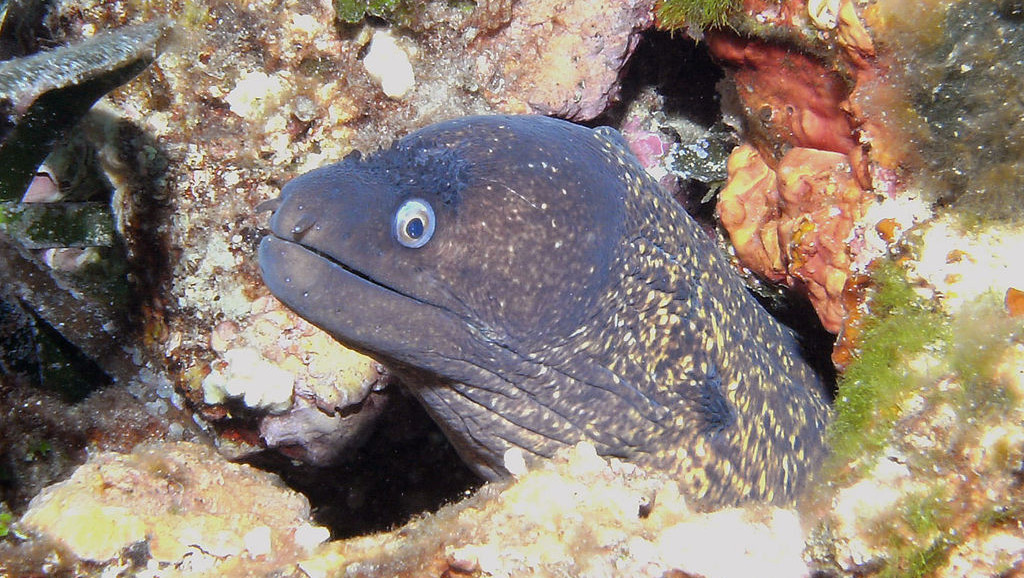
{"left": 3, "top": 0, "right": 1024, "bottom": 577}
{"left": 16, "top": 442, "right": 328, "bottom": 575}
{"left": 718, "top": 144, "right": 868, "bottom": 333}
{"left": 471, "top": 0, "right": 655, "bottom": 120}
{"left": 306, "top": 443, "right": 811, "bottom": 578}
{"left": 6, "top": 442, "right": 815, "bottom": 577}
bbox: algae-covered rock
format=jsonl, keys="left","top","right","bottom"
{"left": 656, "top": 0, "right": 743, "bottom": 30}
{"left": 17, "top": 442, "right": 327, "bottom": 571}
{"left": 0, "top": 201, "right": 115, "bottom": 248}
{"left": 303, "top": 443, "right": 811, "bottom": 578}
{"left": 853, "top": 0, "right": 1024, "bottom": 223}
{"left": 807, "top": 222, "right": 1024, "bottom": 577}
{"left": 472, "top": 0, "right": 656, "bottom": 120}
{"left": 334, "top": 0, "right": 403, "bottom": 23}
{"left": 0, "top": 18, "right": 171, "bottom": 200}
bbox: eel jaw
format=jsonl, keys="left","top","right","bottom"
{"left": 258, "top": 234, "right": 523, "bottom": 479}
{"left": 257, "top": 234, "right": 473, "bottom": 367}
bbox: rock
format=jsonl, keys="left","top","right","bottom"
{"left": 850, "top": 0, "right": 1024, "bottom": 222}
{"left": 0, "top": 17, "right": 172, "bottom": 389}
{"left": 18, "top": 441, "right": 326, "bottom": 571}
{"left": 202, "top": 296, "right": 387, "bottom": 463}
{"left": 807, "top": 245, "right": 1024, "bottom": 577}
{"left": 0, "top": 19, "right": 171, "bottom": 200}
{"left": 303, "top": 443, "right": 811, "bottom": 578}
{"left": 705, "top": 30, "right": 859, "bottom": 162}
{"left": 259, "top": 393, "right": 387, "bottom": 465}
{"left": 362, "top": 29, "right": 416, "bottom": 99}
{"left": 473, "top": 0, "right": 656, "bottom": 120}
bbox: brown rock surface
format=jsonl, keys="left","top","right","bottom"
{"left": 19, "top": 442, "right": 326, "bottom": 572}
{"left": 719, "top": 144, "right": 867, "bottom": 333}
{"left": 473, "top": 0, "right": 656, "bottom": 120}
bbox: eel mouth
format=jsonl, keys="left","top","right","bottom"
{"left": 258, "top": 233, "right": 423, "bottom": 307}
{"left": 289, "top": 237, "right": 385, "bottom": 290}
{"left": 258, "top": 233, "right": 494, "bottom": 395}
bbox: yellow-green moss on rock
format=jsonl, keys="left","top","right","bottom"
{"left": 810, "top": 227, "right": 1024, "bottom": 576}
{"left": 826, "top": 258, "right": 950, "bottom": 474}
{"left": 655, "top": 0, "right": 741, "bottom": 30}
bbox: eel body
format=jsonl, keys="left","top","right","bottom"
{"left": 258, "top": 115, "right": 830, "bottom": 507}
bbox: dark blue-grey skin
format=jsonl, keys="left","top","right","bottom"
{"left": 258, "top": 115, "right": 830, "bottom": 508}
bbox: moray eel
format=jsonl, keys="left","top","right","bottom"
{"left": 258, "top": 115, "right": 830, "bottom": 507}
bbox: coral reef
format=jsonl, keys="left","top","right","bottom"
{"left": 2, "top": 0, "right": 1023, "bottom": 576}
{"left": 0, "top": 15, "right": 172, "bottom": 401}
{"left": 718, "top": 144, "right": 868, "bottom": 333}
{"left": 199, "top": 296, "right": 387, "bottom": 462}
{"left": 3, "top": 442, "right": 816, "bottom": 577}
{"left": 0, "top": 373, "right": 196, "bottom": 522}
{"left": 12, "top": 442, "right": 328, "bottom": 574}
{"left": 706, "top": 32, "right": 860, "bottom": 161}
{"left": 697, "top": 0, "right": 1024, "bottom": 334}
{"left": 13, "top": 0, "right": 661, "bottom": 485}
{"left": 471, "top": 0, "right": 656, "bottom": 120}
{"left": 659, "top": 3, "right": 1024, "bottom": 574}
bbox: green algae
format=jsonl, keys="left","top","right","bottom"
{"left": 878, "top": 489, "right": 959, "bottom": 578}
{"left": 655, "top": 0, "right": 742, "bottom": 30}
{"left": 873, "top": 479, "right": 1024, "bottom": 577}
{"left": 333, "top": 0, "right": 473, "bottom": 27}
{"left": 827, "top": 259, "right": 949, "bottom": 472}
{"left": 334, "top": 0, "right": 403, "bottom": 23}
{"left": 870, "top": 0, "right": 1024, "bottom": 224}
{"left": 826, "top": 246, "right": 1024, "bottom": 475}
{"left": 815, "top": 235, "right": 1024, "bottom": 575}
{"left": 0, "top": 202, "right": 115, "bottom": 248}
{"left": 0, "top": 511, "right": 10, "bottom": 539}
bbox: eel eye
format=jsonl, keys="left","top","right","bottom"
{"left": 393, "top": 198, "right": 435, "bottom": 248}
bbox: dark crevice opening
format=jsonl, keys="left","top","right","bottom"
{"left": 601, "top": 28, "right": 838, "bottom": 395}
{"left": 241, "top": 386, "right": 480, "bottom": 539}
{"left": 595, "top": 29, "right": 725, "bottom": 129}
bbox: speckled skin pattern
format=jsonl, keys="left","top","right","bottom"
{"left": 259, "top": 115, "right": 830, "bottom": 508}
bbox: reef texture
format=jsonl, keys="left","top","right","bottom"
{"left": 3, "top": 0, "right": 1024, "bottom": 576}
{"left": 848, "top": 0, "right": 1024, "bottom": 222}
{"left": 704, "top": 1, "right": 875, "bottom": 335}
{"left": 8, "top": 443, "right": 811, "bottom": 577}
{"left": 13, "top": 442, "right": 328, "bottom": 575}
{"left": 0, "top": 18, "right": 171, "bottom": 199}
{"left": 704, "top": 0, "right": 1024, "bottom": 334}
{"left": 718, "top": 144, "right": 867, "bottom": 333}
{"left": 805, "top": 219, "right": 1024, "bottom": 577}
{"left": 470, "top": 0, "right": 655, "bottom": 120}
{"left": 305, "top": 444, "right": 810, "bottom": 578}
{"left": 1, "top": 0, "right": 663, "bottom": 559}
